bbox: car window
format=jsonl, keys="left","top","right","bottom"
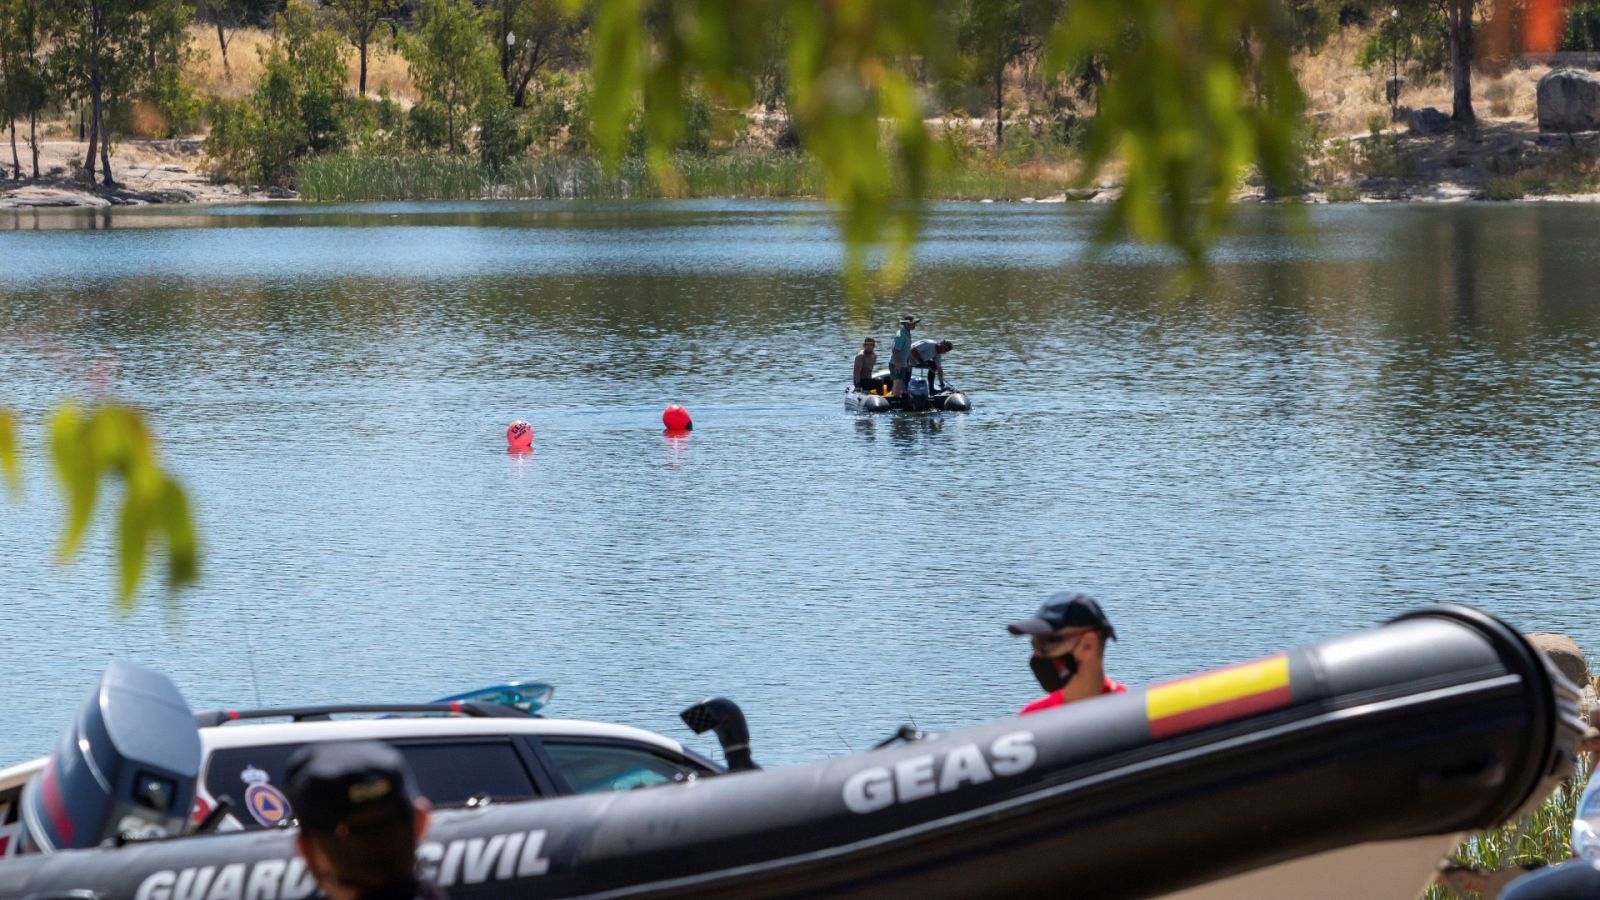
{"left": 204, "top": 739, "right": 540, "bottom": 829}
{"left": 542, "top": 741, "right": 702, "bottom": 794}
{"left": 399, "top": 741, "right": 539, "bottom": 806}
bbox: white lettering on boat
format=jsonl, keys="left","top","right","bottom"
{"left": 842, "top": 731, "right": 1037, "bottom": 814}
{"left": 134, "top": 829, "right": 550, "bottom": 900}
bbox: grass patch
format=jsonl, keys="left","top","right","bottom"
{"left": 294, "top": 151, "right": 1072, "bottom": 202}
{"left": 1482, "top": 175, "right": 1526, "bottom": 201}
{"left": 1325, "top": 183, "right": 1361, "bottom": 202}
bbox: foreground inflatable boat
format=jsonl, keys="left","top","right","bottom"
{"left": 0, "top": 606, "right": 1583, "bottom": 899}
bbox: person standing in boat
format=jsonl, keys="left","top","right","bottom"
{"left": 853, "top": 337, "right": 879, "bottom": 391}
{"left": 906, "top": 339, "right": 953, "bottom": 390}
{"left": 285, "top": 741, "right": 448, "bottom": 900}
{"left": 889, "top": 315, "right": 918, "bottom": 398}
{"left": 1007, "top": 592, "right": 1126, "bottom": 715}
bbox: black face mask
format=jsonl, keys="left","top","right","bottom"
{"left": 1030, "top": 647, "right": 1080, "bottom": 693}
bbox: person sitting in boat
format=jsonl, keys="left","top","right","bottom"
{"left": 906, "top": 339, "right": 953, "bottom": 390}
{"left": 853, "top": 337, "right": 880, "bottom": 391}
{"left": 889, "top": 315, "right": 918, "bottom": 398}
{"left": 1007, "top": 592, "right": 1126, "bottom": 715}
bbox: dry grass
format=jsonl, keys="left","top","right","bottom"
{"left": 183, "top": 25, "right": 415, "bottom": 102}
{"left": 1297, "top": 24, "right": 1547, "bottom": 138}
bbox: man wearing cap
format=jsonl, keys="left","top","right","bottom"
{"left": 889, "top": 315, "right": 918, "bottom": 398}
{"left": 1007, "top": 592, "right": 1126, "bottom": 716}
{"left": 286, "top": 741, "right": 445, "bottom": 900}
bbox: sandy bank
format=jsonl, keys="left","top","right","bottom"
{"left": 0, "top": 140, "right": 246, "bottom": 209}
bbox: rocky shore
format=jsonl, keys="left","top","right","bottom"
{"left": 0, "top": 140, "right": 245, "bottom": 210}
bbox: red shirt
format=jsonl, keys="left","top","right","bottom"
{"left": 1019, "top": 676, "right": 1127, "bottom": 716}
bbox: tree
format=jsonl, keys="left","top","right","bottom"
{"left": 957, "top": 0, "right": 1051, "bottom": 152}
{"left": 482, "top": 0, "right": 584, "bottom": 108}
{"left": 50, "top": 0, "right": 188, "bottom": 185}
{"left": 402, "top": 0, "right": 499, "bottom": 154}
{"left": 330, "top": 0, "right": 399, "bottom": 96}
{"left": 1357, "top": 5, "right": 1447, "bottom": 119}
{"left": 0, "top": 0, "right": 49, "bottom": 178}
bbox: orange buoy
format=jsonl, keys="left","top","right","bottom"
{"left": 506, "top": 420, "right": 533, "bottom": 451}
{"left": 662, "top": 405, "right": 693, "bottom": 432}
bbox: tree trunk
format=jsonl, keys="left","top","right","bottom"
{"left": 215, "top": 18, "right": 232, "bottom": 78}
{"left": 1447, "top": 0, "right": 1475, "bottom": 125}
{"left": 499, "top": 0, "right": 512, "bottom": 86}
{"left": 993, "top": 60, "right": 1004, "bottom": 151}
{"left": 359, "top": 39, "right": 369, "bottom": 96}
{"left": 97, "top": 92, "right": 114, "bottom": 186}
{"left": 8, "top": 116, "right": 20, "bottom": 180}
{"left": 29, "top": 109, "right": 40, "bottom": 178}
{"left": 85, "top": 88, "right": 101, "bottom": 182}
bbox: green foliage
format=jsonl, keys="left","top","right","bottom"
{"left": 138, "top": 64, "right": 202, "bottom": 137}
{"left": 1425, "top": 758, "right": 1591, "bottom": 900}
{"left": 481, "top": 0, "right": 584, "bottom": 107}
{"left": 405, "top": 101, "right": 450, "bottom": 151}
{"left": 1046, "top": 0, "right": 1305, "bottom": 266}
{"left": 201, "top": 0, "right": 351, "bottom": 186}
{"left": 329, "top": 0, "right": 401, "bottom": 93}
{"left": 477, "top": 89, "right": 532, "bottom": 167}
{"left": 0, "top": 409, "right": 17, "bottom": 495}
{"left": 49, "top": 0, "right": 194, "bottom": 182}
{"left": 1356, "top": 4, "right": 1447, "bottom": 85}
{"left": 46, "top": 402, "right": 198, "bottom": 606}
{"left": 1324, "top": 182, "right": 1359, "bottom": 202}
{"left": 523, "top": 70, "right": 581, "bottom": 148}
{"left": 1565, "top": 0, "right": 1600, "bottom": 51}
{"left": 201, "top": 96, "right": 257, "bottom": 182}
{"left": 402, "top": 0, "right": 501, "bottom": 154}
{"left": 1482, "top": 174, "right": 1525, "bottom": 200}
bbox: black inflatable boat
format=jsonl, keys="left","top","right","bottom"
{"left": 0, "top": 606, "right": 1583, "bottom": 900}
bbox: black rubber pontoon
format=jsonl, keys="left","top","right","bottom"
{"left": 0, "top": 606, "right": 1583, "bottom": 900}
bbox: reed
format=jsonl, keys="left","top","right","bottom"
{"left": 295, "top": 151, "right": 1078, "bottom": 202}
{"left": 1423, "top": 756, "right": 1592, "bottom": 900}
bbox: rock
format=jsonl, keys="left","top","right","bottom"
{"left": 1062, "top": 188, "right": 1100, "bottom": 201}
{"left": 1409, "top": 107, "right": 1452, "bottom": 135}
{"left": 265, "top": 185, "right": 298, "bottom": 199}
{"left": 1526, "top": 632, "right": 1590, "bottom": 686}
{"left": 1538, "top": 68, "right": 1600, "bottom": 132}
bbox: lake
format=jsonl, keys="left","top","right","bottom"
{"left": 0, "top": 200, "right": 1596, "bottom": 768}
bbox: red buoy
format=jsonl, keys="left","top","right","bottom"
{"left": 506, "top": 420, "right": 533, "bottom": 451}
{"left": 662, "top": 405, "right": 693, "bottom": 432}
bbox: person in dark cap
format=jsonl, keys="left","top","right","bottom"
{"left": 889, "top": 315, "right": 919, "bottom": 399}
{"left": 285, "top": 741, "right": 444, "bottom": 900}
{"left": 1007, "top": 591, "right": 1126, "bottom": 716}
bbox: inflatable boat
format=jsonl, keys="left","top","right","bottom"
{"left": 846, "top": 367, "right": 971, "bottom": 413}
{"left": 0, "top": 606, "right": 1582, "bottom": 900}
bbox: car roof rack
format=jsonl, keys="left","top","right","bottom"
{"left": 193, "top": 701, "right": 527, "bottom": 728}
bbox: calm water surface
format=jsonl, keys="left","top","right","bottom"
{"left": 1, "top": 200, "right": 1597, "bottom": 767}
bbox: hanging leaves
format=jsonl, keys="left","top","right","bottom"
{"left": 579, "top": 0, "right": 1308, "bottom": 285}
{"left": 45, "top": 402, "right": 198, "bottom": 607}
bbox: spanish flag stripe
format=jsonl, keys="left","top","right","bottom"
{"left": 1146, "top": 655, "right": 1292, "bottom": 739}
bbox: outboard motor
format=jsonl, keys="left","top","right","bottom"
{"left": 905, "top": 369, "right": 932, "bottom": 411}
{"left": 679, "top": 697, "right": 759, "bottom": 771}
{"left": 19, "top": 661, "right": 201, "bottom": 852}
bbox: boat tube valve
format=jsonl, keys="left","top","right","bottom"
{"left": 679, "top": 697, "right": 759, "bottom": 771}
{"left": 18, "top": 661, "right": 201, "bottom": 853}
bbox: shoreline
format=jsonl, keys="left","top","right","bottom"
{"left": 12, "top": 134, "right": 1600, "bottom": 210}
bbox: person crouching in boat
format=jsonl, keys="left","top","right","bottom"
{"left": 906, "top": 339, "right": 953, "bottom": 391}
{"left": 1007, "top": 591, "right": 1126, "bottom": 715}
{"left": 853, "top": 337, "right": 879, "bottom": 392}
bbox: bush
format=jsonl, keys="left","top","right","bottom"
{"left": 406, "top": 102, "right": 450, "bottom": 152}
{"left": 1325, "top": 183, "right": 1360, "bottom": 202}
{"left": 1482, "top": 175, "right": 1525, "bottom": 201}
{"left": 477, "top": 93, "right": 531, "bottom": 169}
{"left": 202, "top": 97, "right": 261, "bottom": 184}
{"left": 524, "top": 73, "right": 577, "bottom": 149}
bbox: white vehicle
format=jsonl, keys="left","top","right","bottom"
{"left": 0, "top": 688, "right": 723, "bottom": 855}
